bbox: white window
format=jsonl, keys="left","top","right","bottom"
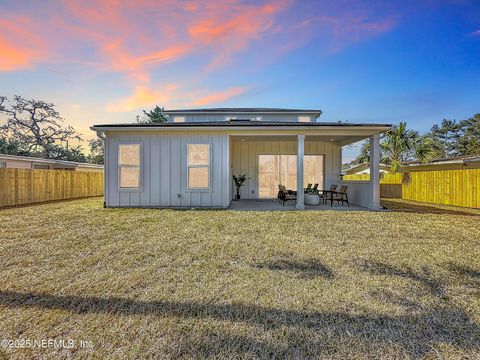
{"left": 187, "top": 144, "right": 209, "bottom": 190}
{"left": 298, "top": 116, "right": 311, "bottom": 122}
{"left": 0, "top": 161, "right": 6, "bottom": 168}
{"left": 118, "top": 143, "right": 141, "bottom": 189}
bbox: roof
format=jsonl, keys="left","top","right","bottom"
{"left": 92, "top": 120, "right": 392, "bottom": 129}
{"left": 404, "top": 155, "right": 480, "bottom": 166}
{"left": 164, "top": 107, "right": 322, "bottom": 115}
{"left": 343, "top": 162, "right": 391, "bottom": 174}
{"left": 0, "top": 153, "right": 103, "bottom": 168}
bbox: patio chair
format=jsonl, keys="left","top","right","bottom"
{"left": 305, "top": 183, "right": 312, "bottom": 192}
{"left": 319, "top": 184, "right": 337, "bottom": 204}
{"left": 278, "top": 184, "right": 297, "bottom": 206}
{"left": 332, "top": 185, "right": 349, "bottom": 207}
{"left": 312, "top": 183, "right": 319, "bottom": 193}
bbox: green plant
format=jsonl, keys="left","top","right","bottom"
{"left": 232, "top": 174, "right": 248, "bottom": 199}
{"left": 136, "top": 105, "right": 168, "bottom": 124}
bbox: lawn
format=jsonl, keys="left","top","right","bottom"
{"left": 0, "top": 198, "right": 479, "bottom": 359}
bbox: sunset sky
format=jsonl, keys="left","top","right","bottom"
{"left": 1, "top": 0, "right": 479, "bottom": 159}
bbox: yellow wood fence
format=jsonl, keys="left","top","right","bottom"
{"left": 0, "top": 169, "right": 103, "bottom": 208}
{"left": 343, "top": 169, "right": 480, "bottom": 208}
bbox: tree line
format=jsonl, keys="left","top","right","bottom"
{"left": 0, "top": 95, "right": 103, "bottom": 164}
{"left": 348, "top": 114, "right": 480, "bottom": 171}
{"left": 0, "top": 96, "right": 171, "bottom": 164}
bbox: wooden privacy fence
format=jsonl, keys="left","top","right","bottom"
{"left": 0, "top": 169, "right": 103, "bottom": 208}
{"left": 343, "top": 169, "right": 480, "bottom": 208}
{"left": 342, "top": 173, "right": 403, "bottom": 198}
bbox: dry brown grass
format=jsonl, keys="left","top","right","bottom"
{"left": 0, "top": 198, "right": 479, "bottom": 359}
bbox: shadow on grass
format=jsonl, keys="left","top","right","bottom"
{"left": 359, "top": 260, "right": 447, "bottom": 299}
{"left": 0, "top": 290, "right": 479, "bottom": 357}
{"left": 253, "top": 258, "right": 334, "bottom": 279}
{"left": 381, "top": 200, "right": 480, "bottom": 217}
{"left": 447, "top": 263, "right": 480, "bottom": 287}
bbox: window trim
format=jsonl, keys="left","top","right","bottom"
{"left": 117, "top": 142, "right": 143, "bottom": 191}
{"left": 186, "top": 143, "right": 211, "bottom": 192}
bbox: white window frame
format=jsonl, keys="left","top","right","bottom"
{"left": 187, "top": 143, "right": 211, "bottom": 192}
{"left": 173, "top": 116, "right": 185, "bottom": 123}
{"left": 118, "top": 142, "right": 143, "bottom": 191}
{"left": 0, "top": 161, "right": 6, "bottom": 168}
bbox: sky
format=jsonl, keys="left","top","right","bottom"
{"left": 0, "top": 0, "right": 479, "bottom": 161}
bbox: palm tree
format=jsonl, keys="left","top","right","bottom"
{"left": 382, "top": 122, "right": 434, "bottom": 172}
{"left": 353, "top": 122, "right": 434, "bottom": 172}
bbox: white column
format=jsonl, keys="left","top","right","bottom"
{"left": 369, "top": 134, "right": 381, "bottom": 210}
{"left": 296, "top": 134, "right": 305, "bottom": 209}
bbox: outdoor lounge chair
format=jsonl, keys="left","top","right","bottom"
{"left": 319, "top": 184, "right": 337, "bottom": 204}
{"left": 332, "top": 185, "right": 349, "bottom": 207}
{"left": 305, "top": 183, "right": 319, "bottom": 194}
{"left": 278, "top": 184, "right": 297, "bottom": 206}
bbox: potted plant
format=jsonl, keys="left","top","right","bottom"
{"left": 232, "top": 174, "right": 248, "bottom": 200}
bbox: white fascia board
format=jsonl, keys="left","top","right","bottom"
{"left": 93, "top": 125, "right": 391, "bottom": 134}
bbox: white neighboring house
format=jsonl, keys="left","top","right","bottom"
{"left": 0, "top": 154, "right": 103, "bottom": 172}
{"left": 344, "top": 162, "right": 391, "bottom": 175}
{"left": 92, "top": 108, "right": 391, "bottom": 210}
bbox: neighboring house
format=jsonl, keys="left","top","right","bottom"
{"left": 92, "top": 108, "right": 390, "bottom": 210}
{"left": 0, "top": 154, "right": 103, "bottom": 172}
{"left": 403, "top": 155, "right": 480, "bottom": 171}
{"left": 343, "top": 162, "right": 391, "bottom": 175}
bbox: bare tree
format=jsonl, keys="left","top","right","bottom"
{"left": 0, "top": 95, "right": 81, "bottom": 158}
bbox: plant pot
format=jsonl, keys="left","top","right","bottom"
{"left": 235, "top": 194, "right": 241, "bottom": 200}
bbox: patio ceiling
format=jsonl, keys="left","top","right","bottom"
{"left": 230, "top": 134, "right": 372, "bottom": 146}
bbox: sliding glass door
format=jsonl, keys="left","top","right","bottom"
{"left": 258, "top": 155, "right": 296, "bottom": 198}
{"left": 258, "top": 155, "right": 324, "bottom": 199}
{"left": 304, "top": 155, "right": 324, "bottom": 190}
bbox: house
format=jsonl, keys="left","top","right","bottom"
{"left": 403, "top": 155, "right": 480, "bottom": 171}
{"left": 343, "top": 162, "right": 391, "bottom": 175}
{"left": 0, "top": 154, "right": 103, "bottom": 172}
{"left": 92, "top": 108, "right": 391, "bottom": 210}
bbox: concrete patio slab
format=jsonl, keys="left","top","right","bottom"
{"left": 228, "top": 199, "right": 367, "bottom": 211}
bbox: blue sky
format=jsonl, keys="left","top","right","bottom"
{"left": 0, "top": 0, "right": 479, "bottom": 160}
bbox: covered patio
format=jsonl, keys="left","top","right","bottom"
{"left": 229, "top": 126, "right": 387, "bottom": 210}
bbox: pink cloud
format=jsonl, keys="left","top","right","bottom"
{"left": 188, "top": 0, "right": 290, "bottom": 70}
{"left": 107, "top": 84, "right": 180, "bottom": 112}
{"left": 193, "top": 87, "right": 246, "bottom": 106}
{"left": 0, "top": 1, "right": 399, "bottom": 110}
{"left": 319, "top": 14, "right": 400, "bottom": 52}
{"left": 0, "top": 17, "right": 46, "bottom": 71}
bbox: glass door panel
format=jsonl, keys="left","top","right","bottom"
{"left": 258, "top": 154, "right": 325, "bottom": 199}
{"left": 304, "top": 155, "right": 324, "bottom": 189}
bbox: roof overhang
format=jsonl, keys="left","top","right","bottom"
{"left": 404, "top": 156, "right": 480, "bottom": 167}
{"left": 344, "top": 162, "right": 391, "bottom": 174}
{"left": 91, "top": 123, "right": 391, "bottom": 146}
{"left": 0, "top": 153, "right": 103, "bottom": 168}
{"left": 92, "top": 123, "right": 390, "bottom": 132}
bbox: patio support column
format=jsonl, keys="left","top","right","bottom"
{"left": 369, "top": 134, "right": 381, "bottom": 210}
{"left": 296, "top": 134, "right": 305, "bottom": 210}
